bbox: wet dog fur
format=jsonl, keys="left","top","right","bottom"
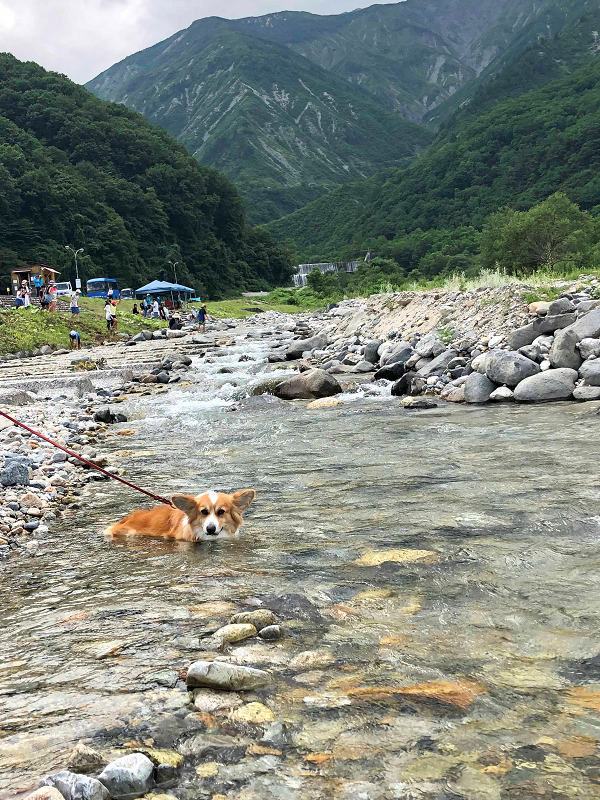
{"left": 105, "top": 489, "right": 255, "bottom": 542}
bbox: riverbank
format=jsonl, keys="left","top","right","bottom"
{"left": 1, "top": 284, "right": 600, "bottom": 800}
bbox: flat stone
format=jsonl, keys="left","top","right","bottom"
{"left": 97, "top": 753, "right": 155, "bottom": 799}
{"left": 186, "top": 660, "right": 271, "bottom": 690}
{"left": 514, "top": 368, "right": 578, "bottom": 402}
{"left": 401, "top": 398, "right": 438, "bottom": 409}
{"left": 230, "top": 702, "right": 275, "bottom": 724}
{"left": 353, "top": 549, "right": 438, "bottom": 567}
{"left": 416, "top": 349, "right": 457, "bottom": 378}
{"left": 508, "top": 324, "right": 537, "bottom": 350}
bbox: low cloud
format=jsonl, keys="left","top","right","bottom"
{"left": 0, "top": 0, "right": 390, "bottom": 84}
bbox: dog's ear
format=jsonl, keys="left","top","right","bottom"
{"left": 171, "top": 494, "right": 199, "bottom": 517}
{"left": 232, "top": 489, "right": 255, "bottom": 511}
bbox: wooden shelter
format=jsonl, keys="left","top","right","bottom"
{"left": 10, "top": 263, "right": 60, "bottom": 294}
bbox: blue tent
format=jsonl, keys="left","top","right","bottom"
{"left": 135, "top": 280, "right": 195, "bottom": 297}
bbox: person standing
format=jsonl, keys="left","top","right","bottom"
{"left": 111, "top": 300, "right": 118, "bottom": 331}
{"left": 107, "top": 286, "right": 114, "bottom": 302}
{"left": 22, "top": 282, "right": 31, "bottom": 308}
{"left": 197, "top": 303, "right": 209, "bottom": 333}
{"left": 70, "top": 289, "right": 80, "bottom": 315}
{"left": 48, "top": 281, "right": 58, "bottom": 311}
{"left": 104, "top": 300, "right": 114, "bottom": 332}
{"left": 151, "top": 298, "right": 160, "bottom": 319}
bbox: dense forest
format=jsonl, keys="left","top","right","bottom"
{"left": 0, "top": 54, "right": 292, "bottom": 298}
{"left": 266, "top": 11, "right": 600, "bottom": 280}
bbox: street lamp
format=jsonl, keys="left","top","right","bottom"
{"left": 65, "top": 245, "right": 84, "bottom": 289}
{"left": 168, "top": 260, "right": 180, "bottom": 284}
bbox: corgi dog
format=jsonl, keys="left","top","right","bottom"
{"left": 106, "top": 489, "right": 255, "bottom": 542}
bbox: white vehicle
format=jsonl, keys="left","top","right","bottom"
{"left": 54, "top": 281, "right": 73, "bottom": 296}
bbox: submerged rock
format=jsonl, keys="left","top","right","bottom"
{"left": 230, "top": 609, "right": 277, "bottom": 630}
{"left": 258, "top": 624, "right": 284, "bottom": 641}
{"left": 213, "top": 623, "right": 257, "bottom": 643}
{"left": 97, "top": 753, "right": 155, "bottom": 798}
{"left": 186, "top": 660, "right": 271, "bottom": 691}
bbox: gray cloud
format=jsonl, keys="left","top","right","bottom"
{"left": 0, "top": 0, "right": 392, "bottom": 84}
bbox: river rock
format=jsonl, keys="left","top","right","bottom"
{"left": 513, "top": 368, "right": 578, "bottom": 402}
{"left": 363, "top": 340, "right": 383, "bottom": 364}
{"left": 464, "top": 372, "right": 496, "bottom": 404}
{"left": 213, "top": 623, "right": 257, "bottom": 643}
{"left": 569, "top": 307, "right": 600, "bottom": 339}
{"left": 485, "top": 351, "right": 540, "bottom": 387}
{"left": 440, "top": 384, "right": 465, "bottom": 403}
{"left": 573, "top": 385, "right": 600, "bottom": 401}
{"left": 41, "top": 771, "right": 109, "bottom": 800}
{"left": 380, "top": 342, "right": 413, "bottom": 366}
{"left": 165, "top": 329, "right": 186, "bottom": 339}
{"left": 489, "top": 386, "right": 514, "bottom": 402}
{"left": 578, "top": 338, "right": 600, "bottom": 359}
{"left": 374, "top": 361, "right": 406, "bottom": 381}
{"left": 508, "top": 323, "right": 538, "bottom": 350}
{"left": 579, "top": 359, "right": 600, "bottom": 386}
{"left": 416, "top": 349, "right": 458, "bottom": 378}
{"left": 274, "top": 369, "right": 341, "bottom": 400}
{"left": 1, "top": 460, "right": 30, "bottom": 486}
{"left": 98, "top": 753, "right": 155, "bottom": 799}
{"left": 390, "top": 371, "right": 416, "bottom": 396}
{"left": 548, "top": 297, "right": 576, "bottom": 315}
{"left": 549, "top": 328, "right": 582, "bottom": 369}
{"left": 402, "top": 398, "right": 438, "bottom": 409}
{"left": 285, "top": 333, "right": 328, "bottom": 360}
{"left": 26, "top": 789, "right": 66, "bottom": 800}
{"left": 534, "top": 312, "right": 577, "bottom": 334}
{"left": 415, "top": 332, "right": 445, "bottom": 358}
{"left": 230, "top": 609, "right": 277, "bottom": 630}
{"left": 259, "top": 625, "right": 284, "bottom": 641}
{"left": 186, "top": 660, "right": 271, "bottom": 690}
{"left": 0, "top": 388, "right": 37, "bottom": 405}
{"left": 66, "top": 743, "right": 107, "bottom": 774}
{"left": 529, "top": 301, "right": 551, "bottom": 315}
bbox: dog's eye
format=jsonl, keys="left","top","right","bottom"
{"left": 216, "top": 508, "right": 226, "bottom": 516}
{"left": 201, "top": 509, "right": 210, "bottom": 516}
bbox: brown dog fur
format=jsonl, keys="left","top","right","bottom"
{"left": 105, "top": 489, "right": 255, "bottom": 542}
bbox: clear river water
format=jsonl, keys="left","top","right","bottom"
{"left": 1, "top": 323, "right": 600, "bottom": 799}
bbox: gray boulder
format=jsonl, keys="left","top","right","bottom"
{"left": 485, "top": 351, "right": 540, "bottom": 387}
{"left": 576, "top": 299, "right": 600, "bottom": 313}
{"left": 579, "top": 359, "right": 600, "bottom": 386}
{"left": 374, "top": 361, "right": 406, "bottom": 381}
{"left": 363, "top": 340, "right": 383, "bottom": 364}
{"left": 548, "top": 297, "right": 576, "bottom": 315}
{"left": 286, "top": 333, "right": 328, "bottom": 360}
{"left": 381, "top": 342, "right": 413, "bottom": 367}
{"left": 464, "top": 372, "right": 496, "bottom": 404}
{"left": 549, "top": 328, "right": 582, "bottom": 370}
{"left": 41, "top": 771, "right": 109, "bottom": 800}
{"left": 508, "top": 324, "right": 537, "bottom": 350}
{"left": 570, "top": 307, "right": 600, "bottom": 339}
{"left": 0, "top": 389, "right": 37, "bottom": 405}
{"left": 417, "top": 349, "right": 458, "bottom": 378}
{"left": 489, "top": 386, "right": 514, "bottom": 402}
{"left": 578, "top": 338, "right": 600, "bottom": 360}
{"left": 1, "top": 460, "right": 30, "bottom": 487}
{"left": 415, "top": 332, "right": 445, "bottom": 358}
{"left": 390, "top": 371, "right": 417, "bottom": 397}
{"left": 274, "top": 369, "right": 341, "bottom": 400}
{"left": 573, "top": 385, "right": 600, "bottom": 401}
{"left": 186, "top": 660, "right": 271, "bottom": 690}
{"left": 514, "top": 368, "right": 578, "bottom": 403}
{"left": 533, "top": 312, "right": 577, "bottom": 334}
{"left": 98, "top": 754, "right": 154, "bottom": 799}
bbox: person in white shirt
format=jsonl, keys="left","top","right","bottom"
{"left": 105, "top": 301, "right": 113, "bottom": 331}
{"left": 70, "top": 290, "right": 80, "bottom": 315}
{"left": 152, "top": 299, "right": 159, "bottom": 318}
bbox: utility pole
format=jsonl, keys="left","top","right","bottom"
{"left": 65, "top": 245, "right": 84, "bottom": 289}
{"left": 168, "top": 260, "right": 180, "bottom": 284}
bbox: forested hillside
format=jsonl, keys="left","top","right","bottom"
{"left": 0, "top": 55, "right": 291, "bottom": 298}
{"left": 87, "top": 0, "right": 592, "bottom": 223}
{"left": 266, "top": 11, "right": 600, "bottom": 276}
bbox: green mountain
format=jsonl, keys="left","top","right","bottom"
{"left": 0, "top": 54, "right": 291, "bottom": 298}
{"left": 87, "top": 0, "right": 591, "bottom": 224}
{"left": 265, "top": 9, "right": 600, "bottom": 267}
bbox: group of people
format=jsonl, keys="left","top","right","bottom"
{"left": 12, "top": 279, "right": 78, "bottom": 313}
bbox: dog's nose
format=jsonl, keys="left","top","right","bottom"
{"left": 206, "top": 524, "right": 217, "bottom": 535}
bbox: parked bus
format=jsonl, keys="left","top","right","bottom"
{"left": 86, "top": 278, "right": 120, "bottom": 299}
{"left": 120, "top": 288, "right": 134, "bottom": 299}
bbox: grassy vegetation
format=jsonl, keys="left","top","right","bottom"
{"left": 0, "top": 302, "right": 163, "bottom": 355}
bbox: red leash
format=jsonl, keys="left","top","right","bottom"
{"left": 0, "top": 410, "right": 173, "bottom": 506}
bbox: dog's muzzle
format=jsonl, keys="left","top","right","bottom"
{"left": 205, "top": 523, "right": 218, "bottom": 536}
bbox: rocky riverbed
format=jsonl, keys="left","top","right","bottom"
{"left": 1, "top": 283, "right": 600, "bottom": 800}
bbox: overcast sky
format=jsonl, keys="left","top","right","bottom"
{"left": 0, "top": 0, "right": 397, "bottom": 84}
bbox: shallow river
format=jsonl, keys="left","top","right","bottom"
{"left": 2, "top": 326, "right": 600, "bottom": 799}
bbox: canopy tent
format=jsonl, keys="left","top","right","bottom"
{"left": 135, "top": 280, "right": 195, "bottom": 297}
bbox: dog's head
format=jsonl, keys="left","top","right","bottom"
{"left": 171, "top": 489, "right": 255, "bottom": 541}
